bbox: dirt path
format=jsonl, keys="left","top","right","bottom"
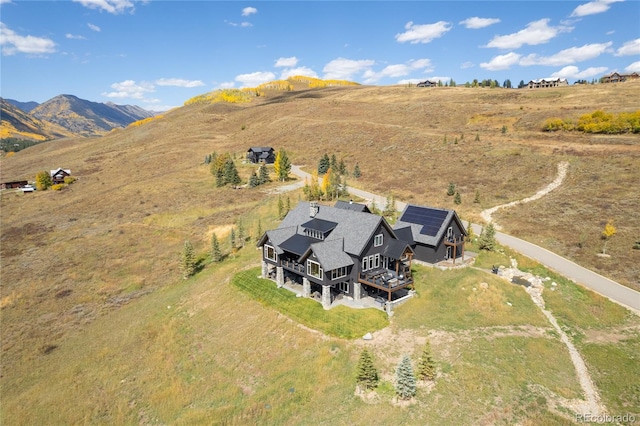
{"left": 481, "top": 161, "right": 569, "bottom": 230}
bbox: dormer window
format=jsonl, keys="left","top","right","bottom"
{"left": 374, "top": 233, "right": 383, "bottom": 247}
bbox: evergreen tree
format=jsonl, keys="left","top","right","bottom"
{"left": 256, "top": 219, "right": 263, "bottom": 242}
{"left": 249, "top": 172, "right": 260, "bottom": 187}
{"left": 258, "top": 164, "right": 270, "bottom": 184}
{"left": 474, "top": 190, "right": 481, "bottom": 204}
{"left": 223, "top": 158, "right": 241, "bottom": 187}
{"left": 330, "top": 153, "right": 338, "bottom": 171}
{"left": 181, "top": 240, "right": 196, "bottom": 279}
{"left": 503, "top": 79, "right": 512, "bottom": 89}
{"left": 518, "top": 80, "right": 526, "bottom": 89}
{"left": 466, "top": 220, "right": 475, "bottom": 242}
{"left": 370, "top": 199, "right": 380, "bottom": 215}
{"left": 417, "top": 340, "right": 436, "bottom": 381}
{"left": 237, "top": 220, "right": 245, "bottom": 248}
{"left": 230, "top": 228, "right": 236, "bottom": 250}
{"left": 274, "top": 150, "right": 291, "bottom": 181}
{"left": 278, "top": 195, "right": 285, "bottom": 220}
{"left": 215, "top": 168, "right": 225, "bottom": 187}
{"left": 338, "top": 159, "right": 347, "bottom": 176}
{"left": 395, "top": 354, "right": 417, "bottom": 400}
{"left": 285, "top": 196, "right": 291, "bottom": 215}
{"left": 318, "top": 153, "right": 331, "bottom": 174}
{"left": 478, "top": 223, "right": 497, "bottom": 251}
{"left": 454, "top": 191, "right": 462, "bottom": 205}
{"left": 210, "top": 233, "right": 221, "bottom": 263}
{"left": 355, "top": 348, "right": 379, "bottom": 391}
{"left": 353, "top": 163, "right": 361, "bottom": 178}
{"left": 475, "top": 133, "right": 480, "bottom": 142}
{"left": 447, "top": 182, "right": 456, "bottom": 196}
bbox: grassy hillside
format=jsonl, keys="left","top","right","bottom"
{"left": 1, "top": 82, "right": 639, "bottom": 424}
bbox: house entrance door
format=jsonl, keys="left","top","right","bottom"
{"left": 445, "top": 246, "right": 452, "bottom": 260}
{"left": 382, "top": 256, "right": 389, "bottom": 269}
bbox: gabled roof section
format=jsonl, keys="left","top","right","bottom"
{"left": 382, "top": 239, "right": 414, "bottom": 260}
{"left": 394, "top": 204, "right": 466, "bottom": 247}
{"left": 299, "top": 238, "right": 354, "bottom": 271}
{"left": 279, "top": 201, "right": 393, "bottom": 256}
{"left": 50, "top": 168, "right": 71, "bottom": 176}
{"left": 334, "top": 200, "right": 371, "bottom": 213}
{"left": 393, "top": 226, "right": 414, "bottom": 246}
{"left": 248, "top": 147, "right": 274, "bottom": 153}
{"left": 301, "top": 218, "right": 338, "bottom": 233}
{"left": 257, "top": 226, "right": 297, "bottom": 254}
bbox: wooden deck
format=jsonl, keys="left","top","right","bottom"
{"left": 358, "top": 267, "right": 413, "bottom": 301}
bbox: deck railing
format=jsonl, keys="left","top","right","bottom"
{"left": 281, "top": 259, "right": 305, "bottom": 274}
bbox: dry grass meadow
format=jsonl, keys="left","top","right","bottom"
{"left": 1, "top": 81, "right": 639, "bottom": 424}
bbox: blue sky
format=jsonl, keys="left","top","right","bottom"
{"left": 1, "top": 1, "right": 639, "bottom": 111}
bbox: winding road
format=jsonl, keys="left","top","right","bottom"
{"left": 286, "top": 165, "right": 640, "bottom": 313}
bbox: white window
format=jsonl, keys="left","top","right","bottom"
{"left": 362, "top": 256, "right": 369, "bottom": 271}
{"left": 307, "top": 260, "right": 323, "bottom": 280}
{"left": 373, "top": 254, "right": 380, "bottom": 269}
{"left": 338, "top": 281, "right": 350, "bottom": 293}
{"left": 332, "top": 266, "right": 347, "bottom": 280}
{"left": 447, "top": 227, "right": 453, "bottom": 238}
{"left": 374, "top": 233, "right": 383, "bottom": 247}
{"left": 264, "top": 245, "right": 276, "bottom": 261}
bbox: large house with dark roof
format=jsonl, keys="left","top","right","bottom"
{"left": 257, "top": 201, "right": 414, "bottom": 309}
{"left": 394, "top": 204, "right": 467, "bottom": 264}
{"left": 246, "top": 147, "right": 275, "bottom": 164}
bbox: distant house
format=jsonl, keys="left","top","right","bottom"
{"left": 601, "top": 72, "right": 639, "bottom": 83}
{"left": 393, "top": 204, "right": 467, "bottom": 264}
{"left": 257, "top": 201, "right": 415, "bottom": 309}
{"left": 417, "top": 80, "right": 438, "bottom": 87}
{"left": 1, "top": 180, "right": 28, "bottom": 190}
{"left": 527, "top": 78, "right": 568, "bottom": 89}
{"left": 50, "top": 168, "right": 71, "bottom": 184}
{"left": 247, "top": 147, "right": 275, "bottom": 164}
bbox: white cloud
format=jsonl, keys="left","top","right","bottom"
{"left": 624, "top": 61, "right": 640, "bottom": 73}
{"left": 72, "top": 0, "right": 135, "bottom": 14}
{"left": 615, "top": 38, "right": 640, "bottom": 56}
{"left": 480, "top": 52, "right": 522, "bottom": 71}
{"left": 235, "top": 71, "right": 276, "bottom": 87}
{"left": 275, "top": 56, "right": 298, "bottom": 67}
{"left": 66, "top": 33, "right": 86, "bottom": 40}
{"left": 322, "top": 57, "right": 375, "bottom": 80}
{"left": 242, "top": 7, "right": 257, "bottom": 16}
{"left": 570, "top": 0, "right": 623, "bottom": 17}
{"left": 520, "top": 42, "right": 612, "bottom": 66}
{"left": 551, "top": 65, "right": 609, "bottom": 79}
{"left": 362, "top": 59, "right": 433, "bottom": 84}
{"left": 88, "top": 23, "right": 101, "bottom": 32}
{"left": 226, "top": 20, "right": 253, "bottom": 28}
{"left": 461, "top": 61, "right": 474, "bottom": 69}
{"left": 280, "top": 66, "right": 318, "bottom": 80}
{"left": 395, "top": 21, "right": 452, "bottom": 44}
{"left": 397, "top": 79, "right": 423, "bottom": 85}
{"left": 155, "top": 78, "right": 205, "bottom": 88}
{"left": 0, "top": 0, "right": 13, "bottom": 4}
{"left": 102, "top": 80, "right": 154, "bottom": 99}
{"left": 0, "top": 23, "right": 56, "bottom": 56}
{"left": 459, "top": 17, "right": 501, "bottom": 29}
{"left": 485, "top": 19, "right": 572, "bottom": 49}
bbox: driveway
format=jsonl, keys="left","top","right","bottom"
{"left": 287, "top": 165, "right": 640, "bottom": 312}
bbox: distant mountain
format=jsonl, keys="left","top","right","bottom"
{"left": 0, "top": 98, "right": 75, "bottom": 141}
{"left": 30, "top": 94, "right": 156, "bottom": 137}
{"left": 4, "top": 99, "right": 39, "bottom": 112}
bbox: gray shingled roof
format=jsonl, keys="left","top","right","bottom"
{"left": 394, "top": 204, "right": 464, "bottom": 247}
{"left": 279, "top": 201, "right": 388, "bottom": 257}
{"left": 301, "top": 238, "right": 354, "bottom": 271}
{"left": 334, "top": 200, "right": 370, "bottom": 213}
{"left": 261, "top": 226, "right": 298, "bottom": 254}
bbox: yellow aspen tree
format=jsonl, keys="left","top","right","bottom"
{"left": 601, "top": 219, "right": 616, "bottom": 254}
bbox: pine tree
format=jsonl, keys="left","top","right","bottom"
{"left": 249, "top": 172, "right": 260, "bottom": 187}
{"left": 318, "top": 153, "right": 331, "bottom": 174}
{"left": 355, "top": 348, "right": 379, "bottom": 391}
{"left": 230, "top": 228, "right": 236, "bottom": 250}
{"left": 330, "top": 153, "right": 337, "bottom": 171}
{"left": 338, "top": 159, "right": 347, "bottom": 176}
{"left": 454, "top": 191, "right": 462, "bottom": 205}
{"left": 258, "top": 164, "right": 270, "bottom": 184}
{"left": 395, "top": 354, "right": 417, "bottom": 400}
{"left": 223, "top": 158, "right": 241, "bottom": 187}
{"left": 475, "top": 133, "right": 480, "bottom": 142}
{"left": 417, "top": 340, "right": 436, "bottom": 381}
{"left": 466, "top": 220, "right": 475, "bottom": 242}
{"left": 285, "top": 196, "right": 291, "bottom": 215}
{"left": 181, "top": 240, "right": 196, "bottom": 279}
{"left": 478, "top": 223, "right": 497, "bottom": 251}
{"left": 237, "top": 220, "right": 245, "bottom": 248}
{"left": 210, "top": 233, "right": 221, "bottom": 262}
{"left": 474, "top": 190, "right": 481, "bottom": 204}
{"left": 278, "top": 195, "right": 285, "bottom": 220}
{"left": 353, "top": 163, "right": 361, "bottom": 178}
{"left": 274, "top": 150, "right": 291, "bottom": 181}
{"left": 447, "top": 182, "right": 456, "bottom": 196}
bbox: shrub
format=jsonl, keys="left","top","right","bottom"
{"left": 63, "top": 176, "right": 76, "bottom": 184}
{"left": 51, "top": 184, "right": 64, "bottom": 191}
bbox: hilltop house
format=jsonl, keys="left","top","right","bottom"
{"left": 257, "top": 201, "right": 415, "bottom": 309}
{"left": 601, "top": 72, "right": 639, "bottom": 83}
{"left": 50, "top": 168, "right": 71, "bottom": 184}
{"left": 417, "top": 80, "right": 438, "bottom": 87}
{"left": 527, "top": 78, "right": 568, "bottom": 89}
{"left": 247, "top": 147, "right": 275, "bottom": 164}
{"left": 394, "top": 204, "right": 467, "bottom": 264}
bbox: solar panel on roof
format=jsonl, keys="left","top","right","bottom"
{"left": 401, "top": 206, "right": 448, "bottom": 237}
